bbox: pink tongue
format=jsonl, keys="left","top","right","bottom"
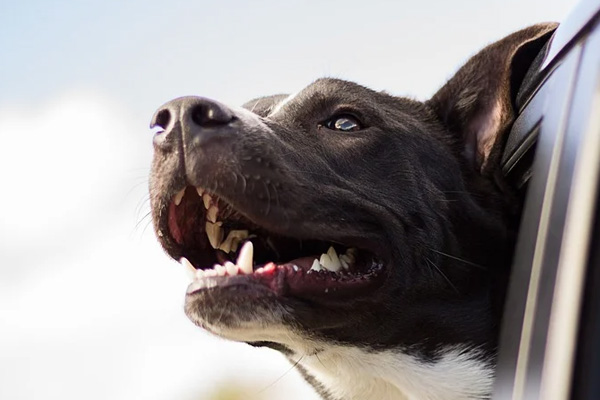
{"left": 282, "top": 256, "right": 318, "bottom": 271}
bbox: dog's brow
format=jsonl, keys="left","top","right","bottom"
{"left": 269, "top": 91, "right": 301, "bottom": 116}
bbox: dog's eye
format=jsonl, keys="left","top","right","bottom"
{"left": 324, "top": 115, "right": 362, "bottom": 132}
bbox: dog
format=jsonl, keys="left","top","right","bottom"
{"left": 149, "top": 23, "right": 557, "bottom": 400}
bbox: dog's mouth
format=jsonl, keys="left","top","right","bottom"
{"left": 166, "top": 186, "right": 385, "bottom": 300}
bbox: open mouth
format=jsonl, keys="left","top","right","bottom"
{"left": 167, "top": 186, "right": 385, "bottom": 299}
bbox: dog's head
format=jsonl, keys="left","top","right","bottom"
{"left": 149, "top": 24, "right": 555, "bottom": 366}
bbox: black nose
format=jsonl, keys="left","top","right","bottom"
{"left": 150, "top": 96, "right": 235, "bottom": 148}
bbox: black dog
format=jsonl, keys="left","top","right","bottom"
{"left": 149, "top": 23, "right": 556, "bottom": 400}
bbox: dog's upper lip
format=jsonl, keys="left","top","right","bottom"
{"left": 160, "top": 184, "right": 391, "bottom": 266}
{"left": 158, "top": 184, "right": 391, "bottom": 300}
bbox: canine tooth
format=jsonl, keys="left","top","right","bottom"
{"left": 206, "top": 221, "right": 224, "bottom": 249}
{"left": 225, "top": 262, "right": 238, "bottom": 276}
{"left": 326, "top": 246, "right": 342, "bottom": 271}
{"left": 215, "top": 265, "right": 226, "bottom": 276}
{"left": 292, "top": 265, "right": 299, "bottom": 272}
{"left": 180, "top": 257, "right": 196, "bottom": 280}
{"left": 310, "top": 259, "right": 323, "bottom": 271}
{"left": 174, "top": 189, "right": 186, "bottom": 206}
{"left": 202, "top": 193, "right": 212, "bottom": 210}
{"left": 236, "top": 241, "right": 254, "bottom": 274}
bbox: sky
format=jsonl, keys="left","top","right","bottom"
{"left": 0, "top": 0, "right": 579, "bottom": 399}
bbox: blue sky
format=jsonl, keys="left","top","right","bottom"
{"left": 0, "top": 1, "right": 578, "bottom": 399}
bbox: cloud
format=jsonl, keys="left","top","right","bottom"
{"left": 0, "top": 91, "right": 148, "bottom": 244}
{"left": 0, "top": 91, "right": 317, "bottom": 400}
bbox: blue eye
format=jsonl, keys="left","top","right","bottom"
{"left": 325, "top": 115, "right": 363, "bottom": 132}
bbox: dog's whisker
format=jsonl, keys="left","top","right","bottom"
{"left": 263, "top": 181, "right": 272, "bottom": 216}
{"left": 134, "top": 196, "right": 150, "bottom": 218}
{"left": 134, "top": 211, "right": 152, "bottom": 231}
{"left": 139, "top": 216, "right": 154, "bottom": 237}
{"left": 257, "top": 354, "right": 305, "bottom": 395}
{"left": 270, "top": 181, "right": 281, "bottom": 210}
{"left": 280, "top": 168, "right": 338, "bottom": 178}
{"left": 426, "top": 257, "right": 459, "bottom": 294}
{"left": 427, "top": 248, "right": 486, "bottom": 270}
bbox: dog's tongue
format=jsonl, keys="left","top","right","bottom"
{"left": 284, "top": 256, "right": 318, "bottom": 271}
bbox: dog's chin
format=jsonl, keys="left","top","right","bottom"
{"left": 184, "top": 285, "right": 294, "bottom": 344}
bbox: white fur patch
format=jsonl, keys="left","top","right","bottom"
{"left": 192, "top": 305, "right": 494, "bottom": 400}
{"left": 298, "top": 345, "right": 493, "bottom": 400}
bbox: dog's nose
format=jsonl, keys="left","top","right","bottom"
{"left": 150, "top": 96, "right": 235, "bottom": 149}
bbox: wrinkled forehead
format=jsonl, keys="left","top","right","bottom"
{"left": 268, "top": 78, "right": 379, "bottom": 118}
{"left": 243, "top": 78, "right": 429, "bottom": 129}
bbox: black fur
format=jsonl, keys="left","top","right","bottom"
{"left": 149, "top": 23, "right": 557, "bottom": 398}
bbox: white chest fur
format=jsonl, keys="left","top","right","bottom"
{"left": 299, "top": 345, "right": 494, "bottom": 400}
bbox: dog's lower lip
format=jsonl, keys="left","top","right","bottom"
{"left": 185, "top": 261, "right": 386, "bottom": 299}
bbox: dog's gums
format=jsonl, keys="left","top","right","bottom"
{"left": 168, "top": 185, "right": 385, "bottom": 299}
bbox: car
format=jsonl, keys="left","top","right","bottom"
{"left": 494, "top": 0, "right": 600, "bottom": 399}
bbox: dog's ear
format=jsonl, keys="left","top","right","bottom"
{"left": 428, "top": 23, "right": 558, "bottom": 174}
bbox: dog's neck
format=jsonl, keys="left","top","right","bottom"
{"left": 297, "top": 345, "right": 494, "bottom": 400}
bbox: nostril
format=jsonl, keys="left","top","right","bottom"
{"left": 151, "top": 109, "right": 171, "bottom": 133}
{"left": 190, "top": 103, "right": 233, "bottom": 128}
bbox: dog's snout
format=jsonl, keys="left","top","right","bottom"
{"left": 150, "top": 96, "right": 235, "bottom": 149}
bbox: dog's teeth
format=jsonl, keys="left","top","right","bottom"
{"left": 207, "top": 205, "right": 218, "bottom": 223}
{"left": 230, "top": 238, "right": 241, "bottom": 252}
{"left": 215, "top": 264, "right": 226, "bottom": 276}
{"left": 340, "top": 254, "right": 353, "bottom": 268}
{"left": 225, "top": 261, "right": 238, "bottom": 276}
{"left": 206, "top": 221, "right": 224, "bottom": 249}
{"left": 202, "top": 193, "right": 212, "bottom": 210}
{"left": 310, "top": 259, "right": 323, "bottom": 272}
{"left": 326, "top": 246, "right": 342, "bottom": 271}
{"left": 174, "top": 189, "right": 186, "bottom": 206}
{"left": 195, "top": 269, "right": 205, "bottom": 279}
{"left": 342, "top": 249, "right": 356, "bottom": 264}
{"left": 219, "top": 230, "right": 249, "bottom": 253}
{"left": 219, "top": 240, "right": 232, "bottom": 254}
{"left": 203, "top": 268, "right": 216, "bottom": 277}
{"left": 180, "top": 257, "right": 196, "bottom": 280}
{"left": 319, "top": 251, "right": 340, "bottom": 272}
{"left": 236, "top": 241, "right": 254, "bottom": 274}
